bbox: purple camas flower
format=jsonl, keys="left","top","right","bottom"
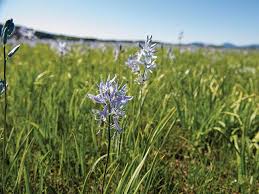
{"left": 87, "top": 76, "right": 133, "bottom": 134}
{"left": 139, "top": 35, "right": 157, "bottom": 70}
{"left": 125, "top": 35, "right": 157, "bottom": 84}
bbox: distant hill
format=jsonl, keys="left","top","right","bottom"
{"left": 1, "top": 24, "right": 258, "bottom": 50}
{"left": 222, "top": 43, "right": 237, "bottom": 49}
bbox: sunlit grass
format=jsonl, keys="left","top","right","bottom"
{"left": 0, "top": 43, "right": 258, "bottom": 193}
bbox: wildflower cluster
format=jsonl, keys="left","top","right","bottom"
{"left": 88, "top": 76, "right": 133, "bottom": 134}
{"left": 19, "top": 27, "right": 36, "bottom": 40}
{"left": 126, "top": 35, "right": 157, "bottom": 84}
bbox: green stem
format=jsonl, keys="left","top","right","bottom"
{"left": 118, "top": 133, "right": 122, "bottom": 154}
{"left": 101, "top": 105, "right": 111, "bottom": 194}
{"left": 138, "top": 84, "right": 144, "bottom": 127}
{"left": 2, "top": 44, "right": 7, "bottom": 193}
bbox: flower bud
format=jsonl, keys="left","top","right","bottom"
{"left": 8, "top": 44, "right": 20, "bottom": 58}
{"left": 1, "top": 19, "right": 15, "bottom": 44}
{"left": 3, "top": 19, "right": 15, "bottom": 37}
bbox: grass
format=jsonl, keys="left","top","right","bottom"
{"left": 0, "top": 43, "right": 258, "bottom": 193}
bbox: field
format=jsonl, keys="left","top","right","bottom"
{"left": 0, "top": 43, "right": 259, "bottom": 193}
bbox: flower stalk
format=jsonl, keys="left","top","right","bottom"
{"left": 101, "top": 104, "right": 111, "bottom": 194}
{"left": 1, "top": 18, "right": 20, "bottom": 193}
{"left": 87, "top": 76, "right": 132, "bottom": 193}
{"left": 2, "top": 42, "right": 7, "bottom": 194}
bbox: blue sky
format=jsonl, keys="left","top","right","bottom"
{"left": 0, "top": 0, "right": 258, "bottom": 45}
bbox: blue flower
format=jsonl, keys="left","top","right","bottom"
{"left": 88, "top": 76, "right": 133, "bottom": 134}
{"left": 126, "top": 35, "right": 157, "bottom": 84}
{"left": 139, "top": 35, "right": 157, "bottom": 73}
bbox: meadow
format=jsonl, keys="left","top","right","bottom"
{"left": 0, "top": 42, "right": 258, "bottom": 193}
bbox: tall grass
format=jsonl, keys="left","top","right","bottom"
{"left": 0, "top": 43, "right": 258, "bottom": 193}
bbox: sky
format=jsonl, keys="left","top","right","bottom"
{"left": 0, "top": 0, "right": 258, "bottom": 45}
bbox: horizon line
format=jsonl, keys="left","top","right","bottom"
{"left": 1, "top": 22, "right": 259, "bottom": 47}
